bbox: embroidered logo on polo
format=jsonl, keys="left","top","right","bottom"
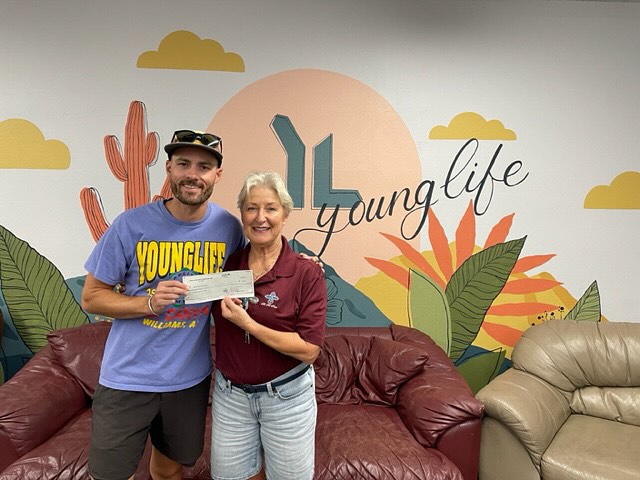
{"left": 262, "top": 291, "right": 280, "bottom": 309}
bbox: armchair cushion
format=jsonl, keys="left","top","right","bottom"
{"left": 570, "top": 386, "right": 640, "bottom": 426}
{"left": 314, "top": 335, "right": 428, "bottom": 406}
{"left": 542, "top": 415, "right": 640, "bottom": 480}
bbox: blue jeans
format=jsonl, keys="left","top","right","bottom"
{"left": 211, "top": 365, "right": 317, "bottom": 480}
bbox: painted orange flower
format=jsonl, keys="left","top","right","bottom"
{"left": 360, "top": 201, "right": 569, "bottom": 351}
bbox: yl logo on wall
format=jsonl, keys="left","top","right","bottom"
{"left": 209, "top": 68, "right": 423, "bottom": 284}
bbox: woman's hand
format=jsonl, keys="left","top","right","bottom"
{"left": 221, "top": 296, "right": 320, "bottom": 363}
{"left": 220, "top": 296, "right": 252, "bottom": 329}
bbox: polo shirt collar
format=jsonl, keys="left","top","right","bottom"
{"left": 241, "top": 236, "right": 297, "bottom": 283}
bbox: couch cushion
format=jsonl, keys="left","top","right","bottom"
{"left": 542, "top": 414, "right": 640, "bottom": 480}
{"left": 47, "top": 321, "right": 111, "bottom": 396}
{"left": 571, "top": 386, "right": 640, "bottom": 426}
{"left": 314, "top": 335, "right": 361, "bottom": 404}
{"left": 314, "top": 335, "right": 428, "bottom": 406}
{"left": 315, "top": 404, "right": 462, "bottom": 480}
{"left": 0, "top": 410, "right": 92, "bottom": 480}
{"left": 0, "top": 347, "right": 87, "bottom": 461}
{"left": 0, "top": 409, "right": 154, "bottom": 480}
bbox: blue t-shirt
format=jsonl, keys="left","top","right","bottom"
{"left": 84, "top": 200, "right": 245, "bottom": 392}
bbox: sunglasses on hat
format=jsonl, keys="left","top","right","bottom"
{"left": 171, "top": 130, "right": 222, "bottom": 148}
{"left": 165, "top": 129, "right": 223, "bottom": 164}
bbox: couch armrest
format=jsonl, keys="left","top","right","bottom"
{"left": 438, "top": 418, "right": 482, "bottom": 480}
{"left": 396, "top": 361, "right": 484, "bottom": 448}
{"left": 396, "top": 362, "right": 484, "bottom": 480}
{"left": 0, "top": 346, "right": 87, "bottom": 471}
{"left": 476, "top": 368, "right": 570, "bottom": 471}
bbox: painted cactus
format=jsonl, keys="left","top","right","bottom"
{"left": 80, "top": 100, "right": 161, "bottom": 241}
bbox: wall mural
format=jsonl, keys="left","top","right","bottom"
{"left": 3, "top": 30, "right": 634, "bottom": 391}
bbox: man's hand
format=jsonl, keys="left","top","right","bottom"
{"left": 150, "top": 280, "right": 190, "bottom": 313}
{"left": 299, "top": 253, "right": 324, "bottom": 274}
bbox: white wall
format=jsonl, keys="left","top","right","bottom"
{"left": 1, "top": 0, "right": 638, "bottom": 321}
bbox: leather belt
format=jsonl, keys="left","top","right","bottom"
{"left": 225, "top": 364, "right": 311, "bottom": 394}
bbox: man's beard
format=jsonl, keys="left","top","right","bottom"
{"left": 170, "top": 180, "right": 214, "bottom": 206}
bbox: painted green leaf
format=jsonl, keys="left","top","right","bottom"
{"left": 408, "top": 268, "right": 451, "bottom": 355}
{"left": 446, "top": 237, "right": 526, "bottom": 362}
{"left": 456, "top": 348, "right": 506, "bottom": 395}
{"left": 0, "top": 225, "right": 88, "bottom": 353}
{"left": 565, "top": 280, "right": 601, "bottom": 322}
{"left": 0, "top": 362, "right": 4, "bottom": 385}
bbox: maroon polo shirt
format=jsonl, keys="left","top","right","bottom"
{"left": 213, "top": 236, "right": 327, "bottom": 385}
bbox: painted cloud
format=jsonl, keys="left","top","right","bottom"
{"left": 137, "top": 30, "right": 245, "bottom": 72}
{"left": 0, "top": 119, "right": 70, "bottom": 169}
{"left": 429, "top": 112, "right": 516, "bottom": 140}
{"left": 584, "top": 171, "right": 640, "bottom": 209}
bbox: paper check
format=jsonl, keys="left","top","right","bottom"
{"left": 182, "top": 270, "right": 254, "bottom": 304}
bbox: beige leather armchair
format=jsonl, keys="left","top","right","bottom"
{"left": 476, "top": 320, "right": 640, "bottom": 480}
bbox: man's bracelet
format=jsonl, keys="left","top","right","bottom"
{"left": 147, "top": 295, "right": 160, "bottom": 316}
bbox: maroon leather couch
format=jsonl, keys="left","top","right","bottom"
{"left": 0, "top": 322, "right": 483, "bottom": 480}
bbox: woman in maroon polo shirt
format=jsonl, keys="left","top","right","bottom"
{"left": 210, "top": 171, "right": 327, "bottom": 480}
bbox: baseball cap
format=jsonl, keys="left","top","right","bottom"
{"left": 164, "top": 129, "right": 223, "bottom": 165}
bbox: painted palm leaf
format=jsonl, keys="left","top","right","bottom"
{"left": 446, "top": 237, "right": 526, "bottom": 362}
{"left": 0, "top": 225, "right": 88, "bottom": 353}
{"left": 565, "top": 280, "right": 601, "bottom": 322}
{"left": 408, "top": 269, "right": 451, "bottom": 355}
{"left": 456, "top": 348, "right": 506, "bottom": 395}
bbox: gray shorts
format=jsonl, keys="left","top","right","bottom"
{"left": 88, "top": 375, "right": 211, "bottom": 480}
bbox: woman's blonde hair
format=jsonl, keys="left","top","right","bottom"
{"left": 237, "top": 171, "right": 293, "bottom": 215}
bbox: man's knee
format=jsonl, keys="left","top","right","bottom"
{"left": 149, "top": 464, "right": 182, "bottom": 480}
{"left": 150, "top": 447, "right": 183, "bottom": 480}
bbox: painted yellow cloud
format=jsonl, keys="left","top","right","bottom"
{"left": 429, "top": 112, "right": 517, "bottom": 140}
{"left": 137, "top": 30, "right": 245, "bottom": 72}
{"left": 584, "top": 171, "right": 640, "bottom": 209}
{"left": 0, "top": 119, "right": 70, "bottom": 169}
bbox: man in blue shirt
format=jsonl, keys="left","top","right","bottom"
{"left": 82, "top": 130, "right": 245, "bottom": 480}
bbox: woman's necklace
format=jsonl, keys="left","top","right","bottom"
{"left": 245, "top": 244, "right": 281, "bottom": 345}
{"left": 252, "top": 257, "right": 277, "bottom": 281}
{"left": 250, "top": 245, "right": 281, "bottom": 281}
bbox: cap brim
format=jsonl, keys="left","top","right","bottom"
{"left": 164, "top": 142, "right": 223, "bottom": 163}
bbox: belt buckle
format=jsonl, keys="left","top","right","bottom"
{"left": 239, "top": 383, "right": 264, "bottom": 394}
